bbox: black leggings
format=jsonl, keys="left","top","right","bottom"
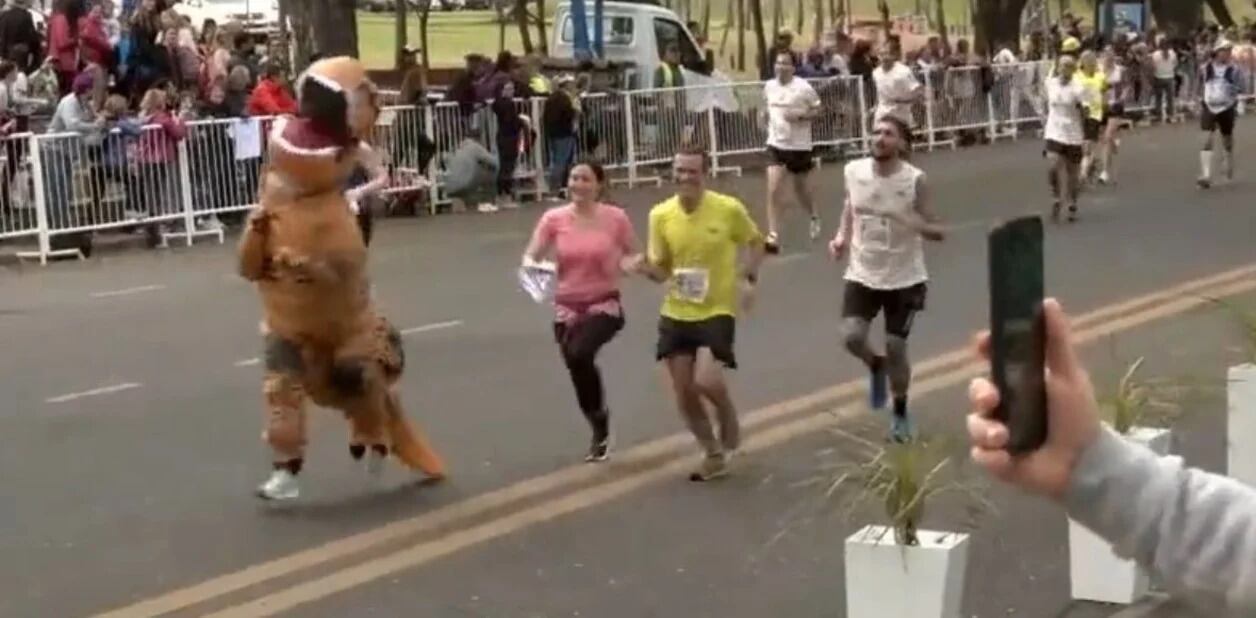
{"left": 553, "top": 313, "right": 625, "bottom": 431}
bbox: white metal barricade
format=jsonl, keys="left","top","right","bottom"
{"left": 811, "top": 75, "right": 869, "bottom": 156}
{"left": 17, "top": 60, "right": 1233, "bottom": 266}
{"left": 0, "top": 132, "right": 39, "bottom": 242}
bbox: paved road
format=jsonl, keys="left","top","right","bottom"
{"left": 0, "top": 121, "right": 1253, "bottom": 617}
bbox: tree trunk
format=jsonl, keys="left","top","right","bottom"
{"left": 812, "top": 0, "right": 823, "bottom": 45}
{"left": 536, "top": 0, "right": 549, "bottom": 55}
{"left": 750, "top": 0, "right": 768, "bottom": 77}
{"left": 515, "top": 0, "right": 534, "bottom": 53}
{"left": 1149, "top": 0, "right": 1203, "bottom": 36}
{"left": 794, "top": 0, "right": 803, "bottom": 39}
{"left": 1204, "top": 0, "right": 1234, "bottom": 27}
{"left": 771, "top": 0, "right": 780, "bottom": 40}
{"left": 419, "top": 0, "right": 433, "bottom": 72}
{"left": 305, "top": 0, "right": 358, "bottom": 58}
{"left": 877, "top": 0, "right": 890, "bottom": 38}
{"left": 283, "top": 0, "right": 315, "bottom": 69}
{"left": 701, "top": 0, "right": 712, "bottom": 38}
{"left": 395, "top": 0, "right": 409, "bottom": 68}
{"left": 936, "top": 0, "right": 949, "bottom": 53}
{"left": 974, "top": 0, "right": 1028, "bottom": 58}
{"left": 737, "top": 0, "right": 746, "bottom": 71}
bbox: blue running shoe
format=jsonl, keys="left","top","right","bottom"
{"left": 869, "top": 356, "right": 888, "bottom": 410}
{"left": 889, "top": 414, "right": 913, "bottom": 444}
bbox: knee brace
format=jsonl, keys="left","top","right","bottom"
{"left": 840, "top": 317, "right": 871, "bottom": 356}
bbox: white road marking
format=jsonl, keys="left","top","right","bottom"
{"left": 234, "top": 358, "right": 261, "bottom": 367}
{"left": 90, "top": 284, "right": 166, "bottom": 299}
{"left": 400, "top": 320, "right": 463, "bottom": 335}
{"left": 46, "top": 382, "right": 143, "bottom": 404}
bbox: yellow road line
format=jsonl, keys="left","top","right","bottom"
{"left": 201, "top": 273, "right": 1256, "bottom": 617}
{"left": 91, "top": 263, "right": 1256, "bottom": 618}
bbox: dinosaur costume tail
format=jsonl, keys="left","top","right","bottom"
{"left": 386, "top": 392, "right": 446, "bottom": 478}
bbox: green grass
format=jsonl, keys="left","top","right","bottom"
{"left": 358, "top": 0, "right": 1256, "bottom": 69}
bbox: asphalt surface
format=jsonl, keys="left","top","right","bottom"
{"left": 0, "top": 120, "right": 1254, "bottom": 617}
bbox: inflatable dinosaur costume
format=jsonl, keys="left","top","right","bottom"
{"left": 237, "top": 57, "right": 445, "bottom": 500}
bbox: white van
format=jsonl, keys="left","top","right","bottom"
{"left": 550, "top": 0, "right": 712, "bottom": 91}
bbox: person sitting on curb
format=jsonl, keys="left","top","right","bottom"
{"left": 966, "top": 298, "right": 1256, "bottom": 613}
{"left": 444, "top": 130, "right": 499, "bottom": 214}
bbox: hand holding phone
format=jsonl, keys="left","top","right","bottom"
{"left": 988, "top": 216, "right": 1048, "bottom": 454}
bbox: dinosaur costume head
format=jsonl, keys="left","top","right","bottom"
{"left": 267, "top": 56, "right": 381, "bottom": 194}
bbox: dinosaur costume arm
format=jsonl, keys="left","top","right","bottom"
{"left": 238, "top": 209, "right": 272, "bottom": 282}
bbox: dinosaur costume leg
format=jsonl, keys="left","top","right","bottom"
{"left": 261, "top": 336, "right": 310, "bottom": 473}
{"left": 325, "top": 317, "right": 446, "bottom": 478}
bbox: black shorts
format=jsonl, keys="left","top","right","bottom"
{"left": 1044, "top": 139, "right": 1083, "bottom": 164}
{"left": 1202, "top": 106, "right": 1237, "bottom": 137}
{"left": 766, "top": 145, "right": 815, "bottom": 175}
{"left": 842, "top": 281, "right": 927, "bottom": 338}
{"left": 656, "top": 315, "right": 737, "bottom": 369}
{"left": 1103, "top": 103, "right": 1125, "bottom": 124}
{"left": 1083, "top": 118, "right": 1102, "bottom": 141}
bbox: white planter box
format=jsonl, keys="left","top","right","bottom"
{"left": 1228, "top": 364, "right": 1256, "bottom": 487}
{"left": 1068, "top": 425, "right": 1171, "bottom": 604}
{"left": 845, "top": 524, "right": 970, "bottom": 618}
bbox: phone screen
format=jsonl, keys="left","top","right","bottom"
{"left": 988, "top": 216, "right": 1047, "bottom": 454}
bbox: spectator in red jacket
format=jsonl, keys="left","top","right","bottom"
{"left": 46, "top": 0, "right": 86, "bottom": 94}
{"left": 246, "top": 62, "right": 296, "bottom": 116}
{"left": 77, "top": 2, "right": 112, "bottom": 69}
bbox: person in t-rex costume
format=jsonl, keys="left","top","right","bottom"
{"left": 238, "top": 56, "right": 445, "bottom": 501}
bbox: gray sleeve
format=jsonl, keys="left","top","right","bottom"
{"left": 1064, "top": 427, "right": 1256, "bottom": 610}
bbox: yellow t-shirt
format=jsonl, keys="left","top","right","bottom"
{"left": 647, "top": 191, "right": 763, "bottom": 322}
{"left": 1075, "top": 69, "right": 1107, "bottom": 120}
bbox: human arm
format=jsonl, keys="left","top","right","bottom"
{"left": 967, "top": 299, "right": 1256, "bottom": 611}
{"left": 787, "top": 84, "right": 824, "bottom": 121}
{"left": 614, "top": 209, "right": 647, "bottom": 275}
{"left": 158, "top": 112, "right": 187, "bottom": 141}
{"left": 641, "top": 208, "right": 672, "bottom": 283}
{"left": 345, "top": 145, "right": 389, "bottom": 203}
{"left": 894, "top": 173, "right": 945, "bottom": 241}
{"left": 828, "top": 189, "right": 854, "bottom": 259}
{"left": 731, "top": 200, "right": 766, "bottom": 309}
{"left": 522, "top": 209, "right": 556, "bottom": 264}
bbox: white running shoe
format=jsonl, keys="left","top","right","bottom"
{"left": 477, "top": 203, "right": 499, "bottom": 213}
{"left": 809, "top": 216, "right": 822, "bottom": 240}
{"left": 256, "top": 469, "right": 299, "bottom": 501}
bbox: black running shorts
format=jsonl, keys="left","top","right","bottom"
{"left": 766, "top": 145, "right": 815, "bottom": 175}
{"left": 1044, "top": 139, "right": 1084, "bottom": 164}
{"left": 841, "top": 281, "right": 928, "bottom": 339}
{"left": 656, "top": 315, "right": 737, "bottom": 369}
{"left": 1202, "top": 106, "right": 1237, "bottom": 137}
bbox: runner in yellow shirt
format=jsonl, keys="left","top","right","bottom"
{"left": 643, "top": 145, "right": 766, "bottom": 482}
{"left": 1075, "top": 50, "right": 1108, "bottom": 183}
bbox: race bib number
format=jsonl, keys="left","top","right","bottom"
{"left": 858, "top": 214, "right": 891, "bottom": 251}
{"left": 672, "top": 268, "right": 710, "bottom": 303}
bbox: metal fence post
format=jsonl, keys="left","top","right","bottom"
{"left": 623, "top": 92, "right": 637, "bottom": 188}
{"left": 28, "top": 135, "right": 50, "bottom": 265}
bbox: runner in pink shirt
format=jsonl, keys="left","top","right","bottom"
{"left": 523, "top": 161, "right": 646, "bottom": 462}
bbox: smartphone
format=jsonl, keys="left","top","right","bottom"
{"left": 988, "top": 216, "right": 1048, "bottom": 454}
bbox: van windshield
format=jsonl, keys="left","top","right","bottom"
{"left": 559, "top": 15, "right": 635, "bottom": 45}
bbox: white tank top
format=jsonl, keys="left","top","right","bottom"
{"left": 843, "top": 158, "right": 929, "bottom": 290}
